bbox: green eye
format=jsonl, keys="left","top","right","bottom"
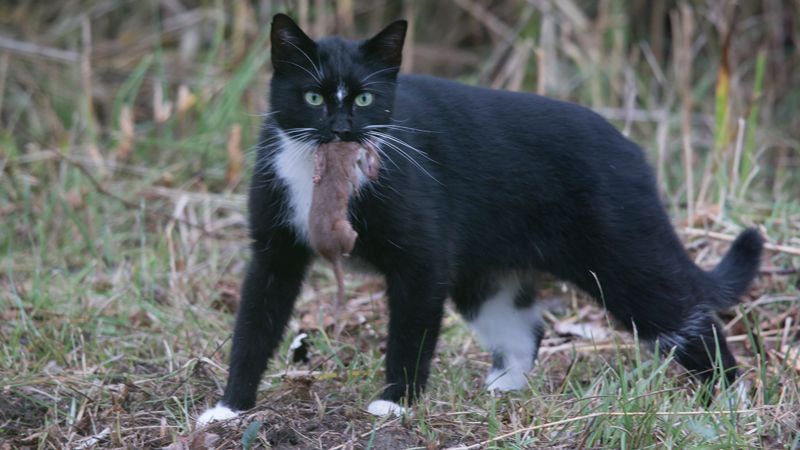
{"left": 355, "top": 92, "right": 373, "bottom": 107}
{"left": 304, "top": 91, "right": 323, "bottom": 106}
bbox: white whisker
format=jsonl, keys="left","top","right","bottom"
{"left": 360, "top": 80, "right": 397, "bottom": 89}
{"left": 365, "top": 132, "right": 441, "bottom": 185}
{"left": 360, "top": 66, "right": 400, "bottom": 84}
{"left": 366, "top": 130, "right": 437, "bottom": 164}
{"left": 275, "top": 59, "right": 321, "bottom": 85}
{"left": 282, "top": 40, "right": 324, "bottom": 80}
{"left": 362, "top": 136, "right": 399, "bottom": 171}
{"left": 364, "top": 124, "right": 439, "bottom": 134}
{"left": 247, "top": 110, "right": 281, "bottom": 118}
{"left": 252, "top": 128, "right": 316, "bottom": 156}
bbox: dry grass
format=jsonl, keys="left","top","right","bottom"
{"left": 1, "top": 1, "right": 799, "bottom": 449}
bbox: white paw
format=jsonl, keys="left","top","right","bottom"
{"left": 196, "top": 404, "right": 239, "bottom": 426}
{"left": 366, "top": 400, "right": 406, "bottom": 417}
{"left": 485, "top": 368, "right": 528, "bottom": 392}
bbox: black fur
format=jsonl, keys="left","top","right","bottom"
{"left": 215, "top": 14, "right": 763, "bottom": 413}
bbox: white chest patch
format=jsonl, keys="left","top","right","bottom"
{"left": 273, "top": 132, "right": 316, "bottom": 242}
{"left": 271, "top": 131, "right": 370, "bottom": 243}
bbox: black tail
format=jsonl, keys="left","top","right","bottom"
{"left": 708, "top": 228, "right": 763, "bottom": 308}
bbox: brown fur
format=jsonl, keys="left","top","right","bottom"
{"left": 308, "top": 142, "right": 380, "bottom": 304}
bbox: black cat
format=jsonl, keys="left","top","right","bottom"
{"left": 198, "top": 14, "right": 763, "bottom": 424}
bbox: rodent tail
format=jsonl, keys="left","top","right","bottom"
{"left": 333, "top": 259, "right": 347, "bottom": 306}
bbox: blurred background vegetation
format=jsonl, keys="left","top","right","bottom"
{"left": 1, "top": 0, "right": 798, "bottom": 204}
{"left": 1, "top": 1, "right": 799, "bottom": 448}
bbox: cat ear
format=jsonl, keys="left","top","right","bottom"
{"left": 271, "top": 14, "right": 317, "bottom": 70}
{"left": 362, "top": 20, "right": 407, "bottom": 69}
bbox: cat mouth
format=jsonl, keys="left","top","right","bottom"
{"left": 324, "top": 136, "right": 360, "bottom": 144}
{"left": 313, "top": 136, "right": 378, "bottom": 151}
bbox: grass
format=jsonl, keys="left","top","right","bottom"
{"left": 1, "top": 1, "right": 799, "bottom": 449}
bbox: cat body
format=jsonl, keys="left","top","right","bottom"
{"left": 197, "top": 14, "right": 762, "bottom": 425}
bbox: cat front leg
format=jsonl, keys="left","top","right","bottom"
{"left": 198, "top": 230, "right": 310, "bottom": 426}
{"left": 368, "top": 267, "right": 447, "bottom": 417}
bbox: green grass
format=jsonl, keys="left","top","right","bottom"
{"left": 1, "top": 1, "right": 799, "bottom": 448}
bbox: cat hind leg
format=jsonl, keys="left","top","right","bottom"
{"left": 460, "top": 273, "right": 544, "bottom": 392}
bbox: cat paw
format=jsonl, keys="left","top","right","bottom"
{"left": 366, "top": 400, "right": 406, "bottom": 417}
{"left": 485, "top": 369, "right": 527, "bottom": 392}
{"left": 196, "top": 404, "right": 239, "bottom": 426}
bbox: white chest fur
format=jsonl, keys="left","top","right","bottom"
{"left": 271, "top": 131, "right": 370, "bottom": 243}
{"left": 272, "top": 132, "right": 316, "bottom": 242}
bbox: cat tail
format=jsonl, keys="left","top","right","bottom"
{"left": 705, "top": 228, "right": 763, "bottom": 309}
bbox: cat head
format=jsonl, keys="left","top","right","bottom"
{"left": 269, "top": 14, "right": 406, "bottom": 145}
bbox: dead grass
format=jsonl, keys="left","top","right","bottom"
{"left": 1, "top": 1, "right": 799, "bottom": 449}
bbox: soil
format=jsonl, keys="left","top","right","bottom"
{"left": 197, "top": 390, "right": 423, "bottom": 449}
{"left": 0, "top": 392, "right": 48, "bottom": 441}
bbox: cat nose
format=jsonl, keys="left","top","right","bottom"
{"left": 332, "top": 125, "right": 354, "bottom": 141}
{"left": 332, "top": 129, "right": 354, "bottom": 141}
{"left": 331, "top": 115, "right": 355, "bottom": 141}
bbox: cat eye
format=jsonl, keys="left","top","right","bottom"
{"left": 355, "top": 92, "right": 374, "bottom": 107}
{"left": 304, "top": 91, "right": 324, "bottom": 106}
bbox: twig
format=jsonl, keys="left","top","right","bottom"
{"left": 0, "top": 35, "right": 80, "bottom": 63}
{"left": 451, "top": 0, "right": 514, "bottom": 39}
{"left": 52, "top": 150, "right": 232, "bottom": 239}
{"left": 327, "top": 417, "right": 401, "bottom": 450}
{"left": 448, "top": 408, "right": 772, "bottom": 449}
{"left": 53, "top": 150, "right": 139, "bottom": 209}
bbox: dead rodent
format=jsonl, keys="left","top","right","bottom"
{"left": 308, "top": 141, "right": 380, "bottom": 305}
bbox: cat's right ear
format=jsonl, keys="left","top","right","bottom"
{"left": 271, "top": 14, "right": 317, "bottom": 71}
{"left": 361, "top": 20, "right": 407, "bottom": 69}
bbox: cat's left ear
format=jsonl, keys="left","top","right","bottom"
{"left": 271, "top": 14, "right": 317, "bottom": 70}
{"left": 361, "top": 20, "right": 407, "bottom": 69}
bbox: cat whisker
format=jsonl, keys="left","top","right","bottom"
{"left": 373, "top": 139, "right": 433, "bottom": 181}
{"left": 282, "top": 128, "right": 318, "bottom": 136}
{"left": 252, "top": 136, "right": 317, "bottom": 186}
{"left": 360, "top": 81, "right": 397, "bottom": 89}
{"left": 274, "top": 59, "right": 322, "bottom": 85}
{"left": 361, "top": 136, "right": 400, "bottom": 172}
{"left": 360, "top": 66, "right": 400, "bottom": 84}
{"left": 252, "top": 128, "right": 316, "bottom": 157}
{"left": 364, "top": 124, "right": 439, "bottom": 134}
{"left": 280, "top": 137, "right": 316, "bottom": 174}
{"left": 282, "top": 40, "right": 325, "bottom": 81}
{"left": 365, "top": 132, "right": 441, "bottom": 185}
{"left": 248, "top": 110, "right": 281, "bottom": 118}
{"left": 365, "top": 130, "right": 438, "bottom": 164}
{"left": 268, "top": 128, "right": 317, "bottom": 147}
